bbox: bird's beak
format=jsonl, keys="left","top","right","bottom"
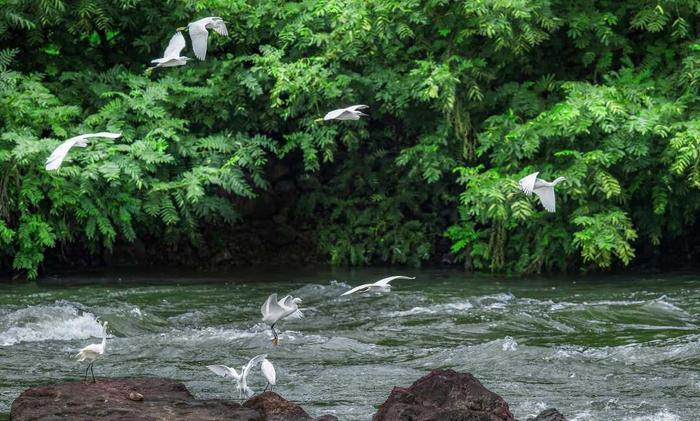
{"left": 314, "top": 118, "right": 324, "bottom": 123}
{"left": 176, "top": 27, "right": 187, "bottom": 32}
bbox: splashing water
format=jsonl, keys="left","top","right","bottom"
{"left": 0, "top": 269, "right": 699, "bottom": 420}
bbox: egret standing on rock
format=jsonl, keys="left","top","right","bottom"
{"left": 75, "top": 321, "right": 108, "bottom": 383}
{"left": 148, "top": 32, "right": 190, "bottom": 72}
{"left": 46, "top": 132, "right": 121, "bottom": 171}
{"left": 341, "top": 275, "right": 415, "bottom": 296}
{"left": 319, "top": 105, "right": 369, "bottom": 122}
{"left": 261, "top": 293, "right": 304, "bottom": 346}
{"left": 260, "top": 358, "right": 276, "bottom": 392}
{"left": 518, "top": 171, "right": 566, "bottom": 213}
{"left": 178, "top": 17, "right": 228, "bottom": 61}
{"left": 207, "top": 354, "right": 269, "bottom": 399}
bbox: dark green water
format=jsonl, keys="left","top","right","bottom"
{"left": 1, "top": 269, "right": 699, "bottom": 420}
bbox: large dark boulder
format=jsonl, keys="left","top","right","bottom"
{"left": 373, "top": 369, "right": 515, "bottom": 421}
{"left": 526, "top": 408, "right": 568, "bottom": 421}
{"left": 10, "top": 378, "right": 332, "bottom": 421}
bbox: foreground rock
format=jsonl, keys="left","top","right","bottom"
{"left": 374, "top": 369, "right": 515, "bottom": 421}
{"left": 10, "top": 378, "right": 335, "bottom": 421}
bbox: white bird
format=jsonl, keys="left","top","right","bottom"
{"left": 46, "top": 132, "right": 122, "bottom": 171}
{"left": 260, "top": 358, "right": 276, "bottom": 392}
{"left": 179, "top": 17, "right": 228, "bottom": 61}
{"left": 341, "top": 275, "right": 415, "bottom": 296}
{"left": 321, "top": 105, "right": 369, "bottom": 121}
{"left": 75, "top": 321, "right": 108, "bottom": 382}
{"left": 148, "top": 31, "right": 190, "bottom": 71}
{"left": 207, "top": 354, "right": 268, "bottom": 399}
{"left": 261, "top": 293, "right": 304, "bottom": 346}
{"left": 518, "top": 171, "right": 566, "bottom": 213}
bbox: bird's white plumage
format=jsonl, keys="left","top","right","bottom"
{"left": 261, "top": 293, "right": 303, "bottom": 325}
{"left": 187, "top": 17, "right": 228, "bottom": 60}
{"left": 518, "top": 172, "right": 566, "bottom": 213}
{"left": 75, "top": 321, "right": 108, "bottom": 361}
{"left": 518, "top": 172, "right": 538, "bottom": 195}
{"left": 341, "top": 275, "right": 415, "bottom": 296}
{"left": 261, "top": 359, "right": 276, "bottom": 386}
{"left": 208, "top": 354, "right": 268, "bottom": 399}
{"left": 46, "top": 132, "right": 121, "bottom": 171}
{"left": 163, "top": 31, "right": 187, "bottom": 59}
{"left": 323, "top": 105, "right": 369, "bottom": 121}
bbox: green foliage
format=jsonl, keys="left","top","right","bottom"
{"left": 2, "top": 0, "right": 700, "bottom": 278}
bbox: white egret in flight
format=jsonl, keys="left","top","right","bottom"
{"left": 319, "top": 105, "right": 369, "bottom": 122}
{"left": 178, "top": 17, "right": 228, "bottom": 61}
{"left": 75, "top": 321, "right": 108, "bottom": 382}
{"left": 518, "top": 172, "right": 566, "bottom": 213}
{"left": 207, "top": 354, "right": 269, "bottom": 399}
{"left": 261, "top": 293, "right": 303, "bottom": 346}
{"left": 341, "top": 275, "right": 415, "bottom": 296}
{"left": 46, "top": 132, "right": 121, "bottom": 171}
{"left": 148, "top": 32, "right": 190, "bottom": 72}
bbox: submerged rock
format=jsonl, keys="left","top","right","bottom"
{"left": 526, "top": 408, "right": 568, "bottom": 421}
{"left": 373, "top": 369, "right": 515, "bottom": 421}
{"left": 10, "top": 378, "right": 332, "bottom": 421}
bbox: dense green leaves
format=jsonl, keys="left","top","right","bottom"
{"left": 2, "top": 0, "right": 700, "bottom": 278}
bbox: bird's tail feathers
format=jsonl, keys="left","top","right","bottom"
{"left": 552, "top": 176, "right": 566, "bottom": 186}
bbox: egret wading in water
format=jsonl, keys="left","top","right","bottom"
{"left": 177, "top": 17, "right": 228, "bottom": 61}
{"left": 75, "top": 321, "right": 108, "bottom": 382}
{"left": 207, "top": 354, "right": 271, "bottom": 399}
{"left": 317, "top": 105, "right": 369, "bottom": 122}
{"left": 341, "top": 275, "right": 416, "bottom": 296}
{"left": 261, "top": 293, "right": 303, "bottom": 346}
{"left": 518, "top": 172, "right": 566, "bottom": 213}
{"left": 45, "top": 132, "right": 122, "bottom": 171}
{"left": 147, "top": 32, "right": 190, "bottom": 73}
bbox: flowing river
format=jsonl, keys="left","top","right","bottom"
{"left": 1, "top": 269, "right": 699, "bottom": 420}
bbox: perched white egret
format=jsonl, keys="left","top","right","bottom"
{"left": 260, "top": 358, "right": 276, "bottom": 392}
{"left": 45, "top": 132, "right": 122, "bottom": 171}
{"left": 75, "top": 321, "right": 108, "bottom": 382}
{"left": 178, "top": 17, "right": 228, "bottom": 61}
{"left": 341, "top": 275, "right": 415, "bottom": 296}
{"left": 148, "top": 31, "right": 190, "bottom": 71}
{"left": 319, "top": 105, "right": 369, "bottom": 122}
{"left": 518, "top": 172, "right": 566, "bottom": 213}
{"left": 207, "top": 354, "right": 268, "bottom": 399}
{"left": 261, "top": 293, "right": 304, "bottom": 346}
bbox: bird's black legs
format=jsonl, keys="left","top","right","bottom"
{"left": 83, "top": 364, "right": 90, "bottom": 381}
{"left": 271, "top": 325, "right": 279, "bottom": 346}
{"left": 90, "top": 363, "right": 95, "bottom": 382}
{"left": 263, "top": 382, "right": 272, "bottom": 392}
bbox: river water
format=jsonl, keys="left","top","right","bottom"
{"left": 0, "top": 269, "right": 699, "bottom": 420}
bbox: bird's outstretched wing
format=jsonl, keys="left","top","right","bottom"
{"left": 81, "top": 132, "right": 122, "bottom": 141}
{"left": 262, "top": 293, "right": 293, "bottom": 323}
{"left": 207, "top": 364, "right": 240, "bottom": 380}
{"left": 323, "top": 108, "right": 349, "bottom": 121}
{"left": 346, "top": 104, "right": 368, "bottom": 112}
{"left": 261, "top": 359, "right": 276, "bottom": 385}
{"left": 518, "top": 172, "right": 539, "bottom": 195}
{"left": 242, "top": 354, "right": 267, "bottom": 380}
{"left": 188, "top": 20, "right": 210, "bottom": 60}
{"left": 341, "top": 283, "right": 374, "bottom": 296}
{"left": 211, "top": 19, "right": 228, "bottom": 36}
{"left": 164, "top": 32, "right": 186, "bottom": 58}
{"left": 373, "top": 275, "right": 415, "bottom": 287}
{"left": 46, "top": 136, "right": 83, "bottom": 170}
{"left": 533, "top": 186, "right": 556, "bottom": 212}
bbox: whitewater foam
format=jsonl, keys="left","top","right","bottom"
{"left": 0, "top": 302, "right": 103, "bottom": 346}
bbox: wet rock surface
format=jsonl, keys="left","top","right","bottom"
{"left": 373, "top": 369, "right": 516, "bottom": 421}
{"left": 10, "top": 378, "right": 334, "bottom": 421}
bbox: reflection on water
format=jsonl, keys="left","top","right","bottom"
{"left": 1, "top": 269, "right": 699, "bottom": 420}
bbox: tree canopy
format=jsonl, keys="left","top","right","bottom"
{"left": 1, "top": 0, "right": 700, "bottom": 279}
